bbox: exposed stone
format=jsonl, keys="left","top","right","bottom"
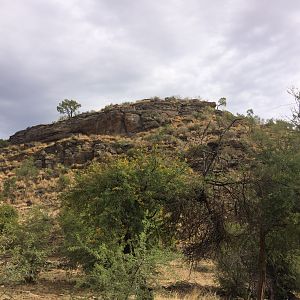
{"left": 35, "top": 159, "right": 44, "bottom": 168}
{"left": 124, "top": 113, "right": 142, "bottom": 133}
{"left": 9, "top": 99, "right": 216, "bottom": 144}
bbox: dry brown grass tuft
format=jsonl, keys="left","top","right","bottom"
{"left": 155, "top": 289, "right": 220, "bottom": 300}
{"left": 155, "top": 260, "right": 221, "bottom": 300}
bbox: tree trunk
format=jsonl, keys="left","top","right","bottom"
{"left": 257, "top": 228, "right": 266, "bottom": 300}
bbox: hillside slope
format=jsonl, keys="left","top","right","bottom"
{"left": 1, "top": 98, "right": 299, "bottom": 300}
{"left": 1, "top": 98, "right": 250, "bottom": 212}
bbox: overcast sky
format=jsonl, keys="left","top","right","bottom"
{"left": 1, "top": 0, "right": 300, "bottom": 138}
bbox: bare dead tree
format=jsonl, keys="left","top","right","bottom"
{"left": 287, "top": 86, "right": 300, "bottom": 128}
{"left": 182, "top": 117, "right": 246, "bottom": 260}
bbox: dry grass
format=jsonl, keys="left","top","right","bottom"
{"left": 154, "top": 260, "right": 221, "bottom": 300}
{"left": 0, "top": 259, "right": 221, "bottom": 299}
{"left": 155, "top": 290, "right": 220, "bottom": 299}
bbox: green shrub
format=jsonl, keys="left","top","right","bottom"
{"left": 76, "top": 222, "right": 176, "bottom": 299}
{"left": 145, "top": 126, "right": 176, "bottom": 143}
{"left": 0, "top": 204, "right": 18, "bottom": 233}
{"left": 0, "top": 139, "right": 9, "bottom": 148}
{"left": 60, "top": 152, "right": 197, "bottom": 298}
{"left": 266, "top": 227, "right": 300, "bottom": 298}
{"left": 216, "top": 227, "right": 300, "bottom": 299}
{"left": 214, "top": 138, "right": 300, "bottom": 298}
{"left": 0, "top": 207, "right": 52, "bottom": 283}
{"left": 1, "top": 177, "right": 17, "bottom": 202}
{"left": 15, "top": 158, "right": 39, "bottom": 179}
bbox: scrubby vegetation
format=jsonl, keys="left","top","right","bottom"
{"left": 0, "top": 205, "right": 52, "bottom": 284}
{"left": 0, "top": 139, "right": 9, "bottom": 148}
{"left": 59, "top": 153, "right": 198, "bottom": 298}
{"left": 0, "top": 98, "right": 299, "bottom": 299}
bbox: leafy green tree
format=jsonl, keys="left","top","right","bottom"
{"left": 183, "top": 116, "right": 299, "bottom": 299}
{"left": 249, "top": 127, "right": 300, "bottom": 299}
{"left": 217, "top": 97, "right": 227, "bottom": 109}
{"left": 216, "top": 124, "right": 300, "bottom": 299}
{"left": 57, "top": 99, "right": 81, "bottom": 118}
{"left": 60, "top": 152, "right": 197, "bottom": 298}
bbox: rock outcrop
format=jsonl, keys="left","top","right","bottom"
{"left": 9, "top": 98, "right": 216, "bottom": 144}
{"left": 33, "top": 137, "right": 135, "bottom": 168}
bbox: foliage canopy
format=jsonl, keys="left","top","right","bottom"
{"left": 60, "top": 152, "right": 199, "bottom": 298}
{"left": 57, "top": 99, "right": 81, "bottom": 118}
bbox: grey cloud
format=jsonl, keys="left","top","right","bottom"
{"left": 1, "top": 0, "right": 300, "bottom": 138}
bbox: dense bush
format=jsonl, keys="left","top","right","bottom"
{"left": 76, "top": 221, "right": 176, "bottom": 299}
{"left": 214, "top": 125, "right": 300, "bottom": 299}
{"left": 60, "top": 152, "right": 198, "bottom": 298}
{"left": 0, "top": 206, "right": 52, "bottom": 283}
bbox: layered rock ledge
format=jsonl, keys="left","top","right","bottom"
{"left": 9, "top": 98, "right": 216, "bottom": 144}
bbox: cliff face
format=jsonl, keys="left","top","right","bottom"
{"left": 9, "top": 99, "right": 216, "bottom": 144}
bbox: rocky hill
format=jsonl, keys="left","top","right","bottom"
{"left": 1, "top": 97, "right": 248, "bottom": 212}
{"left": 9, "top": 98, "right": 216, "bottom": 144}
{"left": 1, "top": 98, "right": 299, "bottom": 300}
{"left": 1, "top": 97, "right": 250, "bottom": 174}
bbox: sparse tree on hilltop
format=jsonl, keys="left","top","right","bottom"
{"left": 217, "top": 97, "right": 227, "bottom": 109}
{"left": 57, "top": 99, "right": 81, "bottom": 118}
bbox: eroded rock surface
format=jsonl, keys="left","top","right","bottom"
{"left": 9, "top": 99, "right": 216, "bottom": 144}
